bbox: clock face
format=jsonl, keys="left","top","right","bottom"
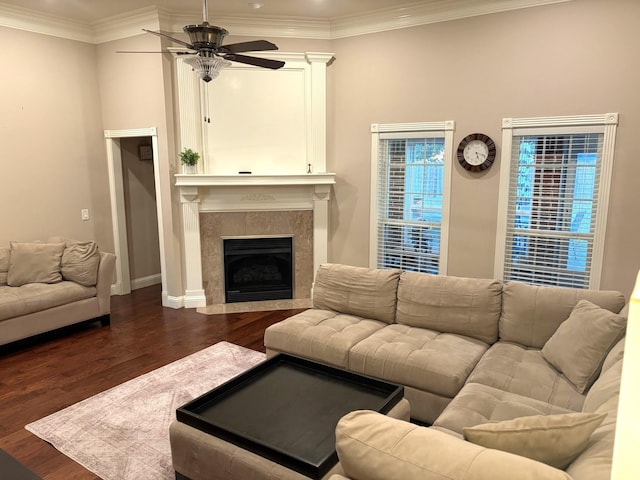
{"left": 463, "top": 140, "right": 489, "bottom": 166}
{"left": 457, "top": 133, "right": 496, "bottom": 172}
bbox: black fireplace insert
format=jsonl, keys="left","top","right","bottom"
{"left": 223, "top": 236, "right": 293, "bottom": 303}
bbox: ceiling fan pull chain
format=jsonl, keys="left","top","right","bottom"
{"left": 203, "top": 85, "right": 211, "bottom": 124}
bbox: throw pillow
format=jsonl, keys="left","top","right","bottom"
{"left": 463, "top": 412, "right": 606, "bottom": 469}
{"left": 0, "top": 247, "right": 9, "bottom": 286}
{"left": 7, "top": 241, "right": 65, "bottom": 286}
{"left": 542, "top": 299, "right": 626, "bottom": 393}
{"left": 61, "top": 241, "right": 100, "bottom": 287}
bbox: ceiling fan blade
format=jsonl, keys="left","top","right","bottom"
{"left": 142, "top": 29, "right": 194, "bottom": 49}
{"left": 219, "top": 40, "right": 279, "bottom": 54}
{"left": 223, "top": 53, "right": 285, "bottom": 70}
{"left": 116, "top": 50, "right": 179, "bottom": 54}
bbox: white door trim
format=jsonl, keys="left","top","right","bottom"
{"left": 104, "top": 127, "right": 167, "bottom": 298}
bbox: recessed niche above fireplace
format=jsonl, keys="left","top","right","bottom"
{"left": 223, "top": 236, "right": 293, "bottom": 303}
{"left": 175, "top": 52, "right": 334, "bottom": 177}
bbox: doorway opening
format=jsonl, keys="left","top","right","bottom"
{"left": 105, "top": 127, "right": 167, "bottom": 299}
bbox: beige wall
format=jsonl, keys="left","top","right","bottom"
{"left": 1, "top": 0, "right": 638, "bottom": 301}
{"left": 0, "top": 26, "right": 111, "bottom": 250}
{"left": 328, "top": 0, "right": 640, "bottom": 297}
{"left": 96, "top": 33, "right": 183, "bottom": 297}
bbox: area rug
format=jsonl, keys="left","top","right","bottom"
{"left": 25, "top": 341, "right": 265, "bottom": 480}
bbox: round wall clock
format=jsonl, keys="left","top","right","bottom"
{"left": 457, "top": 133, "right": 496, "bottom": 172}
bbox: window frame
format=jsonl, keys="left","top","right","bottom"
{"left": 370, "top": 121, "right": 455, "bottom": 274}
{"left": 495, "top": 113, "right": 619, "bottom": 289}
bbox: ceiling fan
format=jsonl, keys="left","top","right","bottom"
{"left": 127, "top": 0, "right": 285, "bottom": 82}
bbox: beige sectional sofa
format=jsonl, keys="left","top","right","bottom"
{"left": 264, "top": 263, "right": 628, "bottom": 480}
{"left": 0, "top": 238, "right": 116, "bottom": 347}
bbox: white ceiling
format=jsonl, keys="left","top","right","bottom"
{"left": 0, "top": 0, "right": 434, "bottom": 24}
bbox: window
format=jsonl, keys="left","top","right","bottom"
{"left": 496, "top": 114, "right": 618, "bottom": 289}
{"left": 370, "top": 122, "right": 454, "bottom": 274}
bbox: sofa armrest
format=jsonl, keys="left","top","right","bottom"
{"left": 96, "top": 252, "right": 116, "bottom": 315}
{"left": 336, "top": 411, "right": 573, "bottom": 480}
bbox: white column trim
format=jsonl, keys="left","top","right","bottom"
{"left": 175, "top": 53, "right": 204, "bottom": 173}
{"left": 180, "top": 186, "right": 206, "bottom": 307}
{"left": 306, "top": 52, "right": 334, "bottom": 174}
{"left": 313, "top": 184, "right": 332, "bottom": 274}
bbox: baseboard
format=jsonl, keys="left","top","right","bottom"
{"left": 131, "top": 274, "right": 162, "bottom": 291}
{"left": 184, "top": 289, "right": 207, "bottom": 308}
{"left": 110, "top": 281, "right": 121, "bottom": 296}
{"left": 109, "top": 281, "right": 198, "bottom": 310}
{"left": 163, "top": 292, "right": 184, "bottom": 309}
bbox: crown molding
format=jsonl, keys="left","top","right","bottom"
{"left": 0, "top": 0, "right": 573, "bottom": 44}
{"left": 92, "top": 7, "right": 165, "bottom": 44}
{"left": 330, "top": 0, "right": 572, "bottom": 38}
{"left": 0, "top": 2, "right": 92, "bottom": 42}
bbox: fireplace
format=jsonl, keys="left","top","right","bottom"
{"left": 223, "top": 236, "right": 293, "bottom": 303}
{"left": 176, "top": 173, "right": 335, "bottom": 308}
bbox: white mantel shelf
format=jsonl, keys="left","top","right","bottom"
{"left": 175, "top": 173, "right": 336, "bottom": 187}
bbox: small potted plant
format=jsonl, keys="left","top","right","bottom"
{"left": 179, "top": 147, "right": 200, "bottom": 174}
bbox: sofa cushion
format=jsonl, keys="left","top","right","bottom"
{"left": 500, "top": 281, "right": 625, "bottom": 348}
{"left": 466, "top": 342, "right": 585, "bottom": 411}
{"left": 0, "top": 282, "right": 97, "bottom": 322}
{"left": 7, "top": 242, "right": 65, "bottom": 286}
{"left": 567, "top": 360, "right": 622, "bottom": 480}
{"left": 0, "top": 247, "right": 9, "bottom": 286}
{"left": 582, "top": 358, "right": 623, "bottom": 414}
{"left": 601, "top": 336, "right": 625, "bottom": 374}
{"left": 59, "top": 241, "right": 101, "bottom": 287}
{"left": 312, "top": 264, "right": 401, "bottom": 324}
{"left": 264, "top": 309, "right": 386, "bottom": 368}
{"left": 463, "top": 412, "right": 606, "bottom": 469}
{"left": 335, "top": 410, "right": 572, "bottom": 480}
{"left": 434, "top": 382, "right": 574, "bottom": 435}
{"left": 542, "top": 300, "right": 626, "bottom": 393}
{"left": 395, "top": 272, "right": 502, "bottom": 343}
{"left": 348, "top": 324, "right": 488, "bottom": 398}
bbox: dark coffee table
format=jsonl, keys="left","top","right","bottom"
{"left": 175, "top": 353, "right": 404, "bottom": 479}
{"left": 0, "top": 449, "right": 41, "bottom": 480}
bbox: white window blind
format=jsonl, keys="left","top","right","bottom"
{"left": 370, "top": 122, "right": 454, "bottom": 274}
{"left": 496, "top": 114, "right": 618, "bottom": 289}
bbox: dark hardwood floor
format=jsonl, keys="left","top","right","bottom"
{"left": 0, "top": 285, "right": 306, "bottom": 479}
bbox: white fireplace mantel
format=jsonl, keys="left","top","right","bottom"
{"left": 175, "top": 173, "right": 336, "bottom": 187}
{"left": 177, "top": 173, "right": 336, "bottom": 308}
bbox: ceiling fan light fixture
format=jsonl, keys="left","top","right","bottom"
{"left": 183, "top": 23, "right": 228, "bottom": 50}
{"left": 183, "top": 55, "right": 232, "bottom": 82}
{"left": 129, "top": 0, "right": 283, "bottom": 82}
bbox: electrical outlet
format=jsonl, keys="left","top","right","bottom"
{"left": 81, "top": 209, "right": 90, "bottom": 221}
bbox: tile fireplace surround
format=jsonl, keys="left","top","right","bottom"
{"left": 176, "top": 173, "right": 336, "bottom": 308}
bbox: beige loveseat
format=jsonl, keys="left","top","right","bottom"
{"left": 0, "top": 238, "right": 116, "bottom": 347}
{"left": 264, "top": 263, "right": 628, "bottom": 480}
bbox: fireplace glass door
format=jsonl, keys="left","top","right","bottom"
{"left": 223, "top": 236, "right": 293, "bottom": 303}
